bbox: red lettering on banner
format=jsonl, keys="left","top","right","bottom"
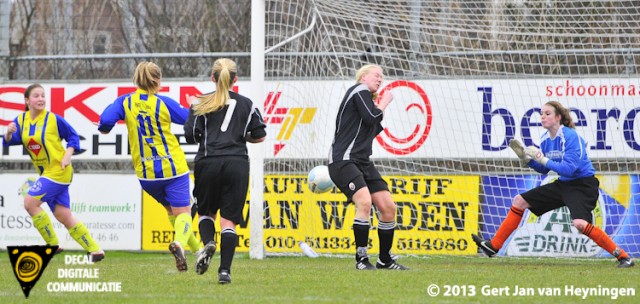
{"left": 117, "top": 87, "right": 137, "bottom": 96}
{"left": 0, "top": 87, "right": 27, "bottom": 125}
{"left": 180, "top": 87, "right": 203, "bottom": 108}
{"left": 117, "top": 86, "right": 170, "bottom": 97}
{"left": 50, "top": 87, "right": 104, "bottom": 122}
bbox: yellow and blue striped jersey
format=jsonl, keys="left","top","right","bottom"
{"left": 2, "top": 111, "right": 82, "bottom": 184}
{"left": 98, "top": 89, "right": 189, "bottom": 180}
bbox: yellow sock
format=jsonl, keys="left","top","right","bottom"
{"left": 187, "top": 232, "right": 201, "bottom": 253}
{"left": 32, "top": 210, "right": 59, "bottom": 245}
{"left": 169, "top": 214, "right": 200, "bottom": 253}
{"left": 173, "top": 213, "right": 193, "bottom": 249}
{"left": 69, "top": 222, "right": 100, "bottom": 252}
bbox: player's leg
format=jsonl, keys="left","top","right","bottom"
{"left": 25, "top": 178, "right": 59, "bottom": 246}
{"left": 165, "top": 205, "right": 201, "bottom": 254}
{"left": 44, "top": 181, "right": 103, "bottom": 262}
{"left": 193, "top": 158, "right": 219, "bottom": 248}
{"left": 575, "top": 218, "right": 634, "bottom": 267}
{"left": 216, "top": 157, "right": 250, "bottom": 284}
{"left": 168, "top": 175, "right": 194, "bottom": 272}
{"left": 371, "top": 190, "right": 408, "bottom": 270}
{"left": 53, "top": 205, "right": 104, "bottom": 262}
{"left": 565, "top": 177, "right": 634, "bottom": 268}
{"left": 194, "top": 209, "right": 218, "bottom": 275}
{"left": 473, "top": 182, "right": 561, "bottom": 257}
{"left": 472, "top": 195, "right": 529, "bottom": 257}
{"left": 351, "top": 188, "right": 375, "bottom": 270}
{"left": 24, "top": 193, "right": 59, "bottom": 247}
{"left": 364, "top": 162, "right": 407, "bottom": 270}
{"left": 168, "top": 205, "right": 192, "bottom": 272}
{"left": 217, "top": 218, "right": 236, "bottom": 284}
{"left": 328, "top": 161, "right": 375, "bottom": 270}
{"left": 142, "top": 177, "right": 192, "bottom": 271}
{"left": 192, "top": 157, "right": 221, "bottom": 275}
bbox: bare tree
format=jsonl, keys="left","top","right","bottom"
{"left": 8, "top": 0, "right": 252, "bottom": 80}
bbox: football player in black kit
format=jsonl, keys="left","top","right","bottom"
{"left": 328, "top": 64, "right": 408, "bottom": 270}
{"left": 184, "top": 58, "right": 267, "bottom": 283}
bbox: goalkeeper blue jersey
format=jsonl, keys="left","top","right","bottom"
{"left": 528, "top": 125, "right": 595, "bottom": 181}
{"left": 98, "top": 89, "right": 189, "bottom": 180}
{"left": 3, "top": 111, "right": 82, "bottom": 184}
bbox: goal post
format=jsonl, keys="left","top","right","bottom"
{"left": 249, "top": 0, "right": 266, "bottom": 260}
{"left": 253, "top": 0, "right": 640, "bottom": 258}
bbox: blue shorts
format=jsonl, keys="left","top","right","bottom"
{"left": 28, "top": 177, "right": 70, "bottom": 212}
{"left": 139, "top": 174, "right": 190, "bottom": 208}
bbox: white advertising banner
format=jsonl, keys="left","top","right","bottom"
{"left": 1, "top": 78, "right": 639, "bottom": 159}
{"left": 0, "top": 174, "right": 141, "bottom": 250}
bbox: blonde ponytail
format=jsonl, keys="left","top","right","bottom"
{"left": 194, "top": 58, "right": 237, "bottom": 115}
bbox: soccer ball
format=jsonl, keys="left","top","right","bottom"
{"left": 307, "top": 165, "right": 335, "bottom": 194}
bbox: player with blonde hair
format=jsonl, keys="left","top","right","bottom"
{"left": 328, "top": 64, "right": 408, "bottom": 270}
{"left": 185, "top": 58, "right": 266, "bottom": 283}
{"left": 99, "top": 61, "right": 199, "bottom": 271}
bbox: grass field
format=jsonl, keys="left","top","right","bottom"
{"left": 0, "top": 251, "right": 637, "bottom": 303}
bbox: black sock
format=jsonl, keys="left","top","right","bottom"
{"left": 219, "top": 228, "right": 237, "bottom": 273}
{"left": 378, "top": 221, "right": 396, "bottom": 263}
{"left": 198, "top": 216, "right": 215, "bottom": 245}
{"left": 353, "top": 218, "right": 370, "bottom": 261}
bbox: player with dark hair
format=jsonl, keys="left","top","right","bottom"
{"left": 328, "top": 64, "right": 408, "bottom": 270}
{"left": 98, "top": 61, "right": 200, "bottom": 271}
{"left": 473, "top": 101, "right": 634, "bottom": 268}
{"left": 3, "top": 84, "right": 104, "bottom": 261}
{"left": 184, "top": 58, "right": 266, "bottom": 284}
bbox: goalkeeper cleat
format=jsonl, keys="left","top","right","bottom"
{"left": 169, "top": 242, "right": 188, "bottom": 272}
{"left": 472, "top": 234, "right": 497, "bottom": 257}
{"left": 195, "top": 241, "right": 217, "bottom": 275}
{"left": 617, "top": 258, "right": 635, "bottom": 268}
{"left": 355, "top": 257, "right": 376, "bottom": 270}
{"left": 376, "top": 259, "right": 409, "bottom": 270}
{"left": 218, "top": 270, "right": 231, "bottom": 284}
{"left": 88, "top": 250, "right": 105, "bottom": 263}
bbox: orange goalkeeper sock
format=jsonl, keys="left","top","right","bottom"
{"left": 491, "top": 206, "right": 524, "bottom": 250}
{"left": 582, "top": 223, "right": 629, "bottom": 260}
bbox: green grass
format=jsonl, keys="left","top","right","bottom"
{"left": 1, "top": 251, "right": 638, "bottom": 303}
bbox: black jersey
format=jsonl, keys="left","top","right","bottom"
{"left": 184, "top": 91, "right": 266, "bottom": 162}
{"left": 329, "top": 83, "right": 384, "bottom": 163}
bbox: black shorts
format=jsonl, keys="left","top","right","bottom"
{"left": 328, "top": 160, "right": 388, "bottom": 202}
{"left": 520, "top": 176, "right": 599, "bottom": 223}
{"left": 193, "top": 156, "right": 249, "bottom": 224}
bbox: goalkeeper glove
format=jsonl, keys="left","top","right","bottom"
{"left": 508, "top": 139, "right": 531, "bottom": 167}
{"left": 525, "top": 146, "right": 549, "bottom": 166}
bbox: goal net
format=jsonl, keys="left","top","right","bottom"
{"left": 259, "top": 0, "right": 640, "bottom": 258}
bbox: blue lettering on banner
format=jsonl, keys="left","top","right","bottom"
{"left": 479, "top": 87, "right": 640, "bottom": 151}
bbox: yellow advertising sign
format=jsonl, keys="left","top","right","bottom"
{"left": 141, "top": 175, "right": 480, "bottom": 255}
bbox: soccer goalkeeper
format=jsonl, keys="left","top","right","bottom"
{"left": 473, "top": 101, "right": 634, "bottom": 268}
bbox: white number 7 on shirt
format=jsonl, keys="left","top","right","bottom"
{"left": 221, "top": 99, "right": 237, "bottom": 132}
